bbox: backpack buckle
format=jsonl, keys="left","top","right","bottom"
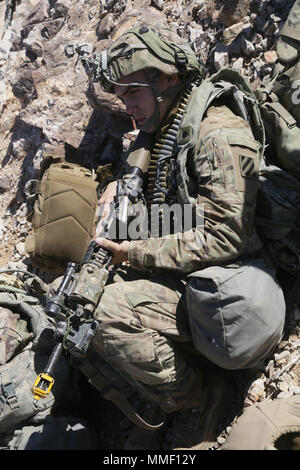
{"left": 2, "top": 382, "right": 19, "bottom": 410}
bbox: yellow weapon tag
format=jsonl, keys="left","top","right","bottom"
{"left": 32, "top": 373, "right": 55, "bottom": 402}
{"left": 31, "top": 342, "right": 63, "bottom": 404}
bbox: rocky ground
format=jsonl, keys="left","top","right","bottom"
{"left": 0, "top": 0, "right": 300, "bottom": 450}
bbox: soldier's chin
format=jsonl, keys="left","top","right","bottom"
{"left": 139, "top": 118, "right": 157, "bottom": 134}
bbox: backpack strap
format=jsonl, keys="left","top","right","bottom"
{"left": 77, "top": 358, "right": 165, "bottom": 431}
{"left": 264, "top": 102, "right": 297, "bottom": 129}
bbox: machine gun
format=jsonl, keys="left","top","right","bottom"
{"left": 32, "top": 131, "right": 152, "bottom": 404}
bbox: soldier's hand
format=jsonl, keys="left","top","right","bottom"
{"left": 94, "top": 237, "right": 130, "bottom": 265}
{"left": 98, "top": 180, "right": 118, "bottom": 206}
{"left": 95, "top": 180, "right": 118, "bottom": 238}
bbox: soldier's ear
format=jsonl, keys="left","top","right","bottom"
{"left": 167, "top": 73, "right": 180, "bottom": 87}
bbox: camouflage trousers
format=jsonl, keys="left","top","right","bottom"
{"left": 88, "top": 259, "right": 285, "bottom": 412}
{"left": 89, "top": 266, "right": 205, "bottom": 413}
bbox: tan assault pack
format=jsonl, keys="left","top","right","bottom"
{"left": 24, "top": 154, "right": 101, "bottom": 275}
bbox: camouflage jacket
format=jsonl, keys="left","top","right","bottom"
{"left": 127, "top": 69, "right": 265, "bottom": 275}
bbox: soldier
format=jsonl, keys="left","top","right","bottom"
{"left": 83, "top": 25, "right": 286, "bottom": 449}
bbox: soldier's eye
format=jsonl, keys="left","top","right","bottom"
{"left": 128, "top": 88, "right": 138, "bottom": 96}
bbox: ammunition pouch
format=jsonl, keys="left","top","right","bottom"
{"left": 24, "top": 155, "right": 99, "bottom": 275}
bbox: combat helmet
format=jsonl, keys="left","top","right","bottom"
{"left": 93, "top": 25, "right": 202, "bottom": 92}
{"left": 92, "top": 25, "right": 202, "bottom": 131}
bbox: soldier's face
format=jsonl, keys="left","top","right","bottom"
{"left": 114, "top": 70, "right": 178, "bottom": 134}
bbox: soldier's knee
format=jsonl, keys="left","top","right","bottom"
{"left": 93, "top": 282, "right": 129, "bottom": 323}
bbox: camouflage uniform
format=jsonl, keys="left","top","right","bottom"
{"left": 91, "top": 267, "right": 197, "bottom": 412}
{"left": 88, "top": 27, "right": 286, "bottom": 414}
{"left": 0, "top": 307, "right": 32, "bottom": 365}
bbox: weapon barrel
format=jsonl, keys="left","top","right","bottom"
{"left": 44, "top": 342, "right": 63, "bottom": 376}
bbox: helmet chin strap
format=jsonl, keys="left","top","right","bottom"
{"left": 138, "top": 75, "right": 183, "bottom": 133}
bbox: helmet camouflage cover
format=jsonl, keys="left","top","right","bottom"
{"left": 93, "top": 25, "right": 202, "bottom": 93}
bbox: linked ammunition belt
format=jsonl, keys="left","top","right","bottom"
{"left": 146, "top": 77, "right": 201, "bottom": 237}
